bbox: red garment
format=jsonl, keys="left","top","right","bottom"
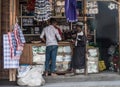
{"left": 54, "top": 26, "right": 62, "bottom": 37}
{"left": 27, "top": 0, "right": 35, "bottom": 11}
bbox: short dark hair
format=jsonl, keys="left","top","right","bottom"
{"left": 76, "top": 25, "right": 82, "bottom": 29}
{"left": 50, "top": 18, "right": 57, "bottom": 24}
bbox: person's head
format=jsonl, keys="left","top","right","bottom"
{"left": 76, "top": 25, "right": 82, "bottom": 32}
{"left": 50, "top": 18, "right": 57, "bottom": 26}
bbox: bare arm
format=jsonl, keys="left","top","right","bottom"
{"left": 40, "top": 29, "right": 45, "bottom": 42}
{"left": 54, "top": 28, "right": 62, "bottom": 41}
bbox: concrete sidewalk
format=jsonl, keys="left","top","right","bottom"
{"left": 44, "top": 72, "right": 120, "bottom": 83}
{"left": 43, "top": 81, "right": 120, "bottom": 87}
{"left": 1, "top": 72, "right": 120, "bottom": 87}
{"left": 1, "top": 81, "right": 120, "bottom": 87}
{"left": 42, "top": 72, "right": 120, "bottom": 87}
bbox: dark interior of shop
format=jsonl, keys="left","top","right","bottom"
{"left": 96, "top": 1, "right": 119, "bottom": 70}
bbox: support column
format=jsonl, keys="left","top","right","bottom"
{"left": 9, "top": 0, "right": 18, "bottom": 81}
{"left": 0, "top": 0, "right": 1, "bottom": 80}
{"left": 118, "top": 0, "right": 120, "bottom": 74}
{"left": 83, "top": 0, "right": 88, "bottom": 75}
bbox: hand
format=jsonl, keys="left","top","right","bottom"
{"left": 71, "top": 40, "right": 75, "bottom": 44}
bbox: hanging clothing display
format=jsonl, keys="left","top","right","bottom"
{"left": 65, "top": 0, "right": 77, "bottom": 22}
{"left": 34, "top": 0, "right": 52, "bottom": 21}
{"left": 3, "top": 34, "right": 19, "bottom": 69}
{"left": 3, "top": 23, "right": 25, "bottom": 69}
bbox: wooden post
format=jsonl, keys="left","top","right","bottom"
{"left": 0, "top": 0, "right": 1, "bottom": 80}
{"left": 9, "top": 0, "right": 17, "bottom": 81}
{"left": 118, "top": 0, "right": 120, "bottom": 74}
{"left": 83, "top": 0, "right": 88, "bottom": 75}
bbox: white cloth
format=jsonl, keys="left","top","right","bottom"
{"left": 75, "top": 31, "right": 84, "bottom": 46}
{"left": 40, "top": 25, "right": 61, "bottom": 46}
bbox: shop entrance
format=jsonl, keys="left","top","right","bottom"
{"left": 0, "top": 0, "right": 120, "bottom": 81}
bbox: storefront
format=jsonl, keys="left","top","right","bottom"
{"left": 0, "top": 0, "right": 120, "bottom": 84}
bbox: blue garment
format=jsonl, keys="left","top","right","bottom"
{"left": 65, "top": 0, "right": 77, "bottom": 22}
{"left": 45, "top": 45, "right": 58, "bottom": 72}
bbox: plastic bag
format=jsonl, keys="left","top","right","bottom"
{"left": 17, "top": 65, "right": 31, "bottom": 78}
{"left": 17, "top": 65, "right": 45, "bottom": 86}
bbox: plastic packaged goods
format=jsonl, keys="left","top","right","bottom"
{"left": 17, "top": 65, "right": 45, "bottom": 86}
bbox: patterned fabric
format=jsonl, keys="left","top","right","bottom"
{"left": 3, "top": 23, "right": 26, "bottom": 69}
{"left": 11, "top": 32, "right": 22, "bottom": 59}
{"left": 14, "top": 23, "right": 25, "bottom": 51}
{"left": 3, "top": 34, "right": 19, "bottom": 69}
{"left": 8, "top": 32, "right": 14, "bottom": 58}
{"left": 15, "top": 23, "right": 26, "bottom": 44}
{"left": 65, "top": 0, "right": 77, "bottom": 22}
{"left": 34, "top": 0, "right": 52, "bottom": 21}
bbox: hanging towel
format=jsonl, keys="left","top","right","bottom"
{"left": 65, "top": 0, "right": 77, "bottom": 22}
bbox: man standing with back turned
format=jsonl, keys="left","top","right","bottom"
{"left": 40, "top": 19, "right": 61, "bottom": 76}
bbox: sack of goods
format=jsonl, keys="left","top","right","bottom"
{"left": 99, "top": 60, "right": 106, "bottom": 71}
{"left": 17, "top": 65, "right": 45, "bottom": 86}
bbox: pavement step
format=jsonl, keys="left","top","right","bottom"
{"left": 44, "top": 72, "right": 120, "bottom": 83}
{"left": 43, "top": 81, "right": 120, "bottom": 87}
{"left": 1, "top": 72, "right": 120, "bottom": 87}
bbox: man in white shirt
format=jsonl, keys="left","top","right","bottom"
{"left": 40, "top": 19, "right": 61, "bottom": 76}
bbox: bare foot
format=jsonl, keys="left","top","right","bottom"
{"left": 44, "top": 72, "right": 48, "bottom": 76}
{"left": 51, "top": 73, "right": 57, "bottom": 76}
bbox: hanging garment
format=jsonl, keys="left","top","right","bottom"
{"left": 3, "top": 34, "right": 19, "bottom": 69}
{"left": 14, "top": 23, "right": 26, "bottom": 51}
{"left": 13, "top": 23, "right": 26, "bottom": 59}
{"left": 34, "top": 0, "right": 52, "bottom": 21}
{"left": 15, "top": 23, "right": 26, "bottom": 44}
{"left": 8, "top": 32, "right": 14, "bottom": 58}
{"left": 65, "top": 0, "right": 77, "bottom": 22}
{"left": 3, "top": 23, "right": 26, "bottom": 69}
{"left": 8, "top": 32, "right": 21, "bottom": 59}
{"left": 11, "top": 32, "right": 22, "bottom": 59}
{"left": 27, "top": 0, "right": 36, "bottom": 11}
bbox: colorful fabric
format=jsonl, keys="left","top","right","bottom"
{"left": 34, "top": 0, "right": 52, "bottom": 21}
{"left": 3, "top": 23, "right": 25, "bottom": 69}
{"left": 8, "top": 32, "right": 14, "bottom": 58}
{"left": 3, "top": 34, "right": 19, "bottom": 69}
{"left": 11, "top": 32, "right": 22, "bottom": 59}
{"left": 14, "top": 23, "right": 25, "bottom": 51}
{"left": 15, "top": 23, "right": 26, "bottom": 44}
{"left": 65, "top": 0, "right": 77, "bottom": 22}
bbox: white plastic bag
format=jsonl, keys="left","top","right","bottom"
{"left": 17, "top": 65, "right": 45, "bottom": 86}
{"left": 17, "top": 65, "right": 31, "bottom": 78}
